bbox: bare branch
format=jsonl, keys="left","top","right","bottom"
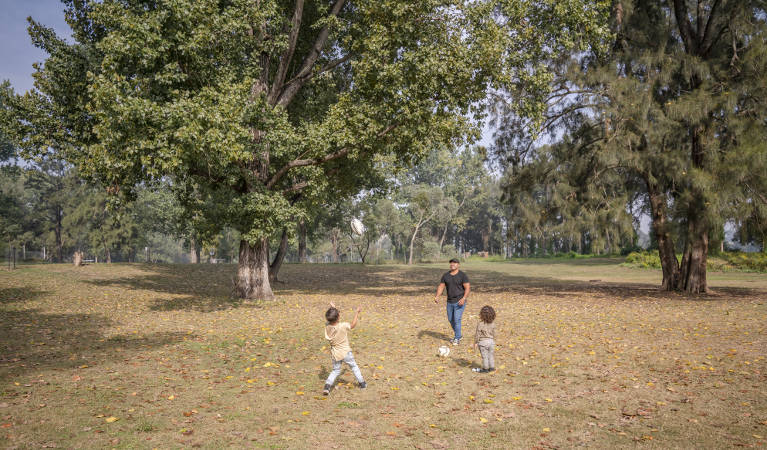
{"left": 276, "top": 0, "right": 347, "bottom": 107}
{"left": 672, "top": 0, "right": 696, "bottom": 54}
{"left": 269, "top": 0, "right": 305, "bottom": 105}
{"left": 282, "top": 54, "right": 351, "bottom": 89}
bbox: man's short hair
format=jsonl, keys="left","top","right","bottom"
{"left": 449, "top": 258, "right": 460, "bottom": 263}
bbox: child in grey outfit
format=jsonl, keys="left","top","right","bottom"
{"left": 472, "top": 305, "right": 496, "bottom": 373}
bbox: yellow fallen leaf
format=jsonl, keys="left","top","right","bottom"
{"left": 296, "top": 391, "right": 304, "bottom": 395}
{"left": 302, "top": 411, "right": 310, "bottom": 416}
{"left": 542, "top": 427, "right": 550, "bottom": 432}
{"left": 167, "top": 395, "right": 175, "bottom": 400}
{"left": 545, "top": 398, "right": 552, "bottom": 402}
{"left": 483, "top": 399, "right": 494, "bottom": 404}
{"left": 105, "top": 416, "right": 119, "bottom": 423}
{"left": 479, "top": 417, "right": 488, "bottom": 423}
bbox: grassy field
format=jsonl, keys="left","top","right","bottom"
{"left": 1, "top": 259, "right": 766, "bottom": 449}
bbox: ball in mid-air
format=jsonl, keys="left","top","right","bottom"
{"left": 437, "top": 345, "right": 450, "bottom": 357}
{"left": 350, "top": 218, "right": 365, "bottom": 235}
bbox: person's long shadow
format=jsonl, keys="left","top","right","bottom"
{"left": 417, "top": 330, "right": 451, "bottom": 342}
{"left": 453, "top": 357, "right": 473, "bottom": 368}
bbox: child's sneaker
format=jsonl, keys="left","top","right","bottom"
{"left": 472, "top": 367, "right": 482, "bottom": 373}
{"left": 323, "top": 384, "right": 331, "bottom": 395}
{"left": 358, "top": 381, "right": 367, "bottom": 389}
{"left": 452, "top": 338, "right": 461, "bottom": 345}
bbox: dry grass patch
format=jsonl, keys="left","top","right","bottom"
{"left": 1, "top": 260, "right": 766, "bottom": 448}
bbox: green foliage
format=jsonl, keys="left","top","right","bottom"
{"left": 494, "top": 0, "right": 767, "bottom": 290}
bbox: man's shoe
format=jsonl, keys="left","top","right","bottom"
{"left": 323, "top": 384, "right": 331, "bottom": 395}
{"left": 358, "top": 381, "right": 367, "bottom": 389}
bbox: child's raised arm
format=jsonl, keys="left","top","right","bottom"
{"left": 350, "top": 306, "right": 362, "bottom": 329}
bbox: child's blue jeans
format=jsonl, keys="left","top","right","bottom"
{"left": 325, "top": 351, "right": 364, "bottom": 386}
{"left": 446, "top": 301, "right": 465, "bottom": 340}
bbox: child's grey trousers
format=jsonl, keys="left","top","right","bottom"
{"left": 325, "top": 351, "right": 364, "bottom": 385}
{"left": 478, "top": 338, "right": 495, "bottom": 369}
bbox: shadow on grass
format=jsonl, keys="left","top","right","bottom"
{"left": 452, "top": 357, "right": 473, "bottom": 368}
{"left": 0, "top": 308, "right": 191, "bottom": 378}
{"left": 0, "top": 287, "right": 48, "bottom": 305}
{"left": 497, "top": 257, "right": 626, "bottom": 266}
{"left": 417, "top": 330, "right": 452, "bottom": 342}
{"left": 81, "top": 262, "right": 765, "bottom": 313}
{"left": 82, "top": 263, "right": 264, "bottom": 312}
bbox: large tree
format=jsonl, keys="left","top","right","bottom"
{"left": 8, "top": 0, "right": 611, "bottom": 299}
{"left": 495, "top": 0, "right": 767, "bottom": 292}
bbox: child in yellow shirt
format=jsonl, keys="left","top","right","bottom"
{"left": 323, "top": 301, "right": 366, "bottom": 394}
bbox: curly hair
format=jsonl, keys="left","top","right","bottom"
{"left": 479, "top": 305, "right": 496, "bottom": 324}
{"left": 325, "top": 307, "right": 339, "bottom": 323}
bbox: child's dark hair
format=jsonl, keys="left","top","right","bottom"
{"left": 325, "top": 307, "right": 339, "bottom": 323}
{"left": 479, "top": 305, "right": 495, "bottom": 324}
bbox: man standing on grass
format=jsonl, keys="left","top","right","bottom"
{"left": 433, "top": 258, "right": 470, "bottom": 345}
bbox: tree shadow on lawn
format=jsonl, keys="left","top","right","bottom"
{"left": 82, "top": 263, "right": 265, "bottom": 312}
{"left": 498, "top": 257, "right": 626, "bottom": 266}
{"left": 82, "top": 263, "right": 765, "bottom": 313}
{"left": 0, "top": 287, "right": 48, "bottom": 305}
{"left": 284, "top": 264, "right": 765, "bottom": 302}
{"left": 0, "top": 308, "right": 191, "bottom": 379}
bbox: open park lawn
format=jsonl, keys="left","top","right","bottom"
{"left": 1, "top": 260, "right": 766, "bottom": 449}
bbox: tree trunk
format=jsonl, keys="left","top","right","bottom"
{"left": 645, "top": 175, "right": 681, "bottom": 291}
{"left": 269, "top": 228, "right": 289, "bottom": 282}
{"left": 678, "top": 211, "right": 708, "bottom": 293}
{"left": 190, "top": 237, "right": 200, "bottom": 264}
{"left": 330, "top": 229, "right": 340, "bottom": 263}
{"left": 298, "top": 219, "right": 307, "bottom": 263}
{"left": 236, "top": 238, "right": 275, "bottom": 300}
{"left": 409, "top": 222, "right": 421, "bottom": 265}
{"left": 439, "top": 223, "right": 449, "bottom": 252}
{"left": 55, "top": 207, "right": 63, "bottom": 263}
{"left": 73, "top": 251, "right": 83, "bottom": 267}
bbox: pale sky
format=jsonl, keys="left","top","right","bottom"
{"left": 0, "top": 0, "right": 71, "bottom": 93}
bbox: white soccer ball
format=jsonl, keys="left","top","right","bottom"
{"left": 350, "top": 218, "right": 365, "bottom": 236}
{"left": 437, "top": 345, "right": 450, "bottom": 357}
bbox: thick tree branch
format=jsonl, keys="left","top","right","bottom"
{"left": 269, "top": 0, "right": 304, "bottom": 105}
{"left": 265, "top": 123, "right": 397, "bottom": 189}
{"left": 672, "top": 0, "right": 696, "bottom": 54}
{"left": 275, "top": 0, "right": 347, "bottom": 107}
{"left": 282, "top": 54, "right": 352, "bottom": 90}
